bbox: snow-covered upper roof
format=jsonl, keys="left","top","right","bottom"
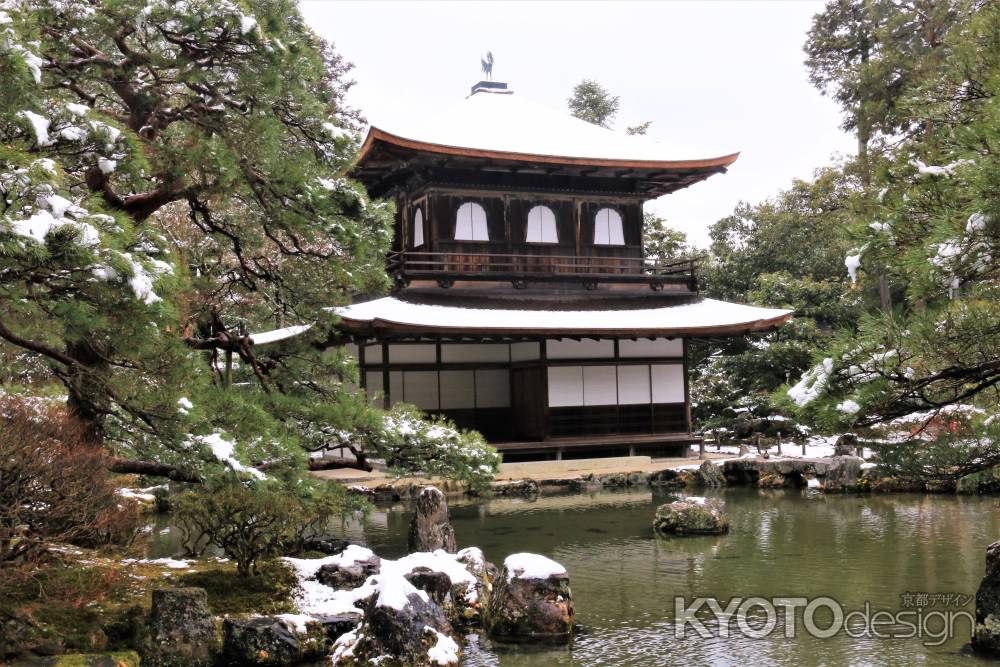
{"left": 332, "top": 296, "right": 792, "bottom": 337}
{"left": 358, "top": 90, "right": 739, "bottom": 170}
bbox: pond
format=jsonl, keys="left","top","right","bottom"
{"left": 149, "top": 487, "right": 1000, "bottom": 666}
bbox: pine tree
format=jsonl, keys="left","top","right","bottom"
{"left": 789, "top": 2, "right": 1000, "bottom": 482}
{"left": 568, "top": 79, "right": 620, "bottom": 128}
{"left": 0, "top": 0, "right": 499, "bottom": 485}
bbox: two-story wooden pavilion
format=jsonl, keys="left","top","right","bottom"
{"left": 262, "top": 80, "right": 792, "bottom": 460}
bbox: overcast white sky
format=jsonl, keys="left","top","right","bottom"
{"left": 300, "top": 0, "right": 856, "bottom": 247}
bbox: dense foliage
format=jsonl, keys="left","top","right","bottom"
{"left": 0, "top": 0, "right": 499, "bottom": 485}
{"left": 698, "top": 0, "right": 999, "bottom": 481}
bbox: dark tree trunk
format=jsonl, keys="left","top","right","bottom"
{"left": 107, "top": 458, "right": 203, "bottom": 483}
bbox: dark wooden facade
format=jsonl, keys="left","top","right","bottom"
{"left": 341, "top": 85, "right": 751, "bottom": 459}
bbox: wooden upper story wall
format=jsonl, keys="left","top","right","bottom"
{"left": 394, "top": 185, "right": 644, "bottom": 261}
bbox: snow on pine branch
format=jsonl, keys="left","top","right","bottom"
{"left": 788, "top": 357, "right": 833, "bottom": 407}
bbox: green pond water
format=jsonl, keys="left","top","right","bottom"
{"left": 151, "top": 487, "right": 1000, "bottom": 666}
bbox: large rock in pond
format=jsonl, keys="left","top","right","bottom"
{"left": 222, "top": 616, "right": 326, "bottom": 666}
{"left": 316, "top": 547, "right": 381, "bottom": 590}
{"left": 330, "top": 574, "right": 457, "bottom": 666}
{"left": 974, "top": 540, "right": 1000, "bottom": 656}
{"left": 140, "top": 588, "right": 217, "bottom": 667}
{"left": 697, "top": 460, "right": 725, "bottom": 487}
{"left": 485, "top": 553, "right": 574, "bottom": 641}
{"left": 409, "top": 486, "right": 458, "bottom": 554}
{"left": 653, "top": 497, "right": 729, "bottom": 535}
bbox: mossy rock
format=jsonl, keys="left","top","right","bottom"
{"left": 11, "top": 650, "right": 140, "bottom": 667}
{"left": 653, "top": 498, "right": 729, "bottom": 536}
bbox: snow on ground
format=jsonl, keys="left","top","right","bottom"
{"left": 503, "top": 553, "right": 567, "bottom": 582}
{"left": 691, "top": 434, "right": 847, "bottom": 460}
{"left": 282, "top": 544, "right": 484, "bottom": 619}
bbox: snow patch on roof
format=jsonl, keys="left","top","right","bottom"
{"left": 375, "top": 91, "right": 733, "bottom": 164}
{"left": 250, "top": 324, "right": 312, "bottom": 345}
{"left": 333, "top": 297, "right": 791, "bottom": 334}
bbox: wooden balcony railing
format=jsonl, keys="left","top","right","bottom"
{"left": 387, "top": 251, "right": 698, "bottom": 290}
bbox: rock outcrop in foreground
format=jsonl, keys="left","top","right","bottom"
{"left": 485, "top": 553, "right": 575, "bottom": 641}
{"left": 139, "top": 587, "right": 216, "bottom": 667}
{"left": 653, "top": 497, "right": 729, "bottom": 535}
{"left": 974, "top": 540, "right": 1000, "bottom": 656}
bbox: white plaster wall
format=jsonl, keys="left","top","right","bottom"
{"left": 441, "top": 344, "right": 510, "bottom": 363}
{"left": 402, "top": 370, "right": 439, "bottom": 409}
{"left": 583, "top": 366, "right": 618, "bottom": 406}
{"left": 651, "top": 364, "right": 685, "bottom": 403}
{"left": 390, "top": 344, "right": 437, "bottom": 364}
{"left": 364, "top": 344, "right": 382, "bottom": 364}
{"left": 619, "top": 338, "right": 682, "bottom": 358}
{"left": 616, "top": 365, "right": 651, "bottom": 405}
{"left": 547, "top": 366, "right": 584, "bottom": 407}
{"left": 546, "top": 338, "right": 614, "bottom": 360}
{"left": 440, "top": 370, "right": 476, "bottom": 409}
{"left": 510, "top": 342, "right": 540, "bottom": 362}
{"left": 475, "top": 369, "right": 511, "bottom": 408}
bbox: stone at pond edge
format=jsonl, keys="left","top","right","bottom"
{"left": 653, "top": 498, "right": 729, "bottom": 535}
{"left": 485, "top": 558, "right": 574, "bottom": 641}
{"left": 332, "top": 591, "right": 456, "bottom": 665}
{"left": 833, "top": 434, "right": 859, "bottom": 456}
{"left": 139, "top": 588, "right": 217, "bottom": 667}
{"left": 222, "top": 616, "right": 326, "bottom": 666}
{"left": 408, "top": 486, "right": 458, "bottom": 554}
{"left": 10, "top": 651, "right": 141, "bottom": 667}
{"left": 697, "top": 460, "right": 725, "bottom": 487}
{"left": 973, "top": 540, "right": 1000, "bottom": 656}
{"left": 957, "top": 465, "right": 1000, "bottom": 495}
{"left": 317, "top": 553, "right": 381, "bottom": 590}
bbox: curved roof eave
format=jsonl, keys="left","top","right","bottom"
{"left": 333, "top": 297, "right": 792, "bottom": 338}
{"left": 357, "top": 127, "right": 741, "bottom": 172}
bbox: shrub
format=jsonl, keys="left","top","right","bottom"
{"left": 0, "top": 396, "right": 141, "bottom": 567}
{"left": 172, "top": 479, "right": 365, "bottom": 576}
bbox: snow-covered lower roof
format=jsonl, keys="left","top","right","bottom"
{"left": 249, "top": 324, "right": 311, "bottom": 346}
{"left": 333, "top": 296, "right": 792, "bottom": 337}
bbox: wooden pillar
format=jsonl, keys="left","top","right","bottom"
{"left": 358, "top": 342, "right": 367, "bottom": 392}
{"left": 682, "top": 338, "right": 692, "bottom": 434}
{"left": 381, "top": 341, "right": 390, "bottom": 410}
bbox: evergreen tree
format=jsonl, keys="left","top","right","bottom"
{"left": 567, "top": 79, "right": 620, "bottom": 128}
{"left": 789, "top": 2, "right": 1000, "bottom": 482}
{"left": 642, "top": 212, "right": 692, "bottom": 264}
{"left": 0, "top": 0, "right": 499, "bottom": 485}
{"left": 691, "top": 166, "right": 863, "bottom": 434}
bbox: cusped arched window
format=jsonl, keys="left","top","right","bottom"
{"left": 455, "top": 202, "right": 489, "bottom": 241}
{"left": 526, "top": 205, "right": 558, "bottom": 243}
{"left": 412, "top": 208, "right": 424, "bottom": 248}
{"left": 594, "top": 208, "right": 624, "bottom": 245}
